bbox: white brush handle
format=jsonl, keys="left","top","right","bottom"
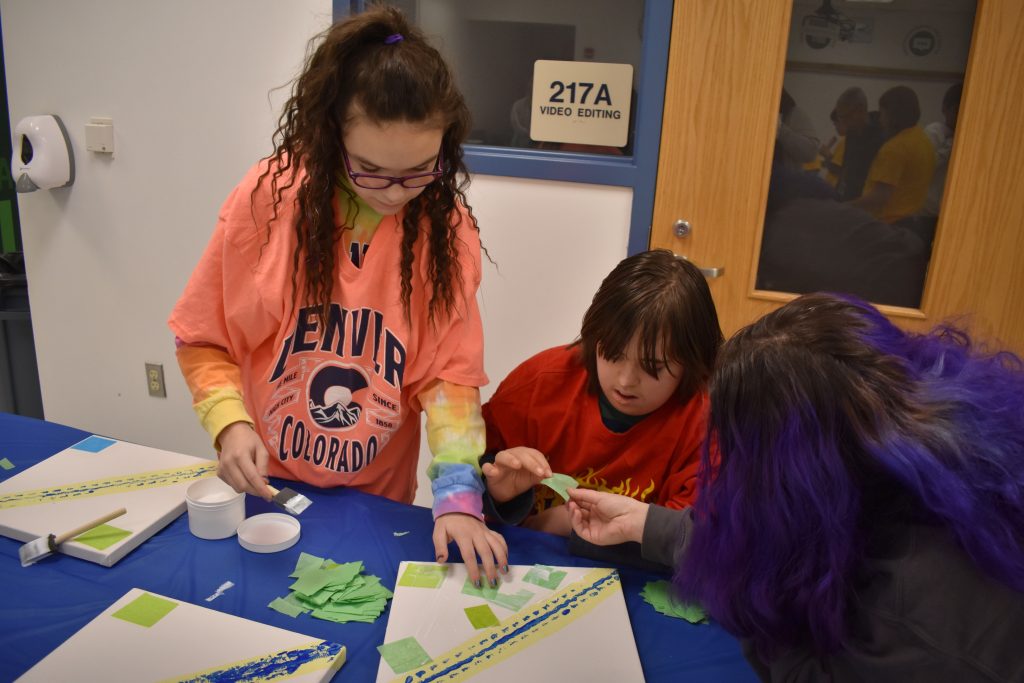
{"left": 53, "top": 507, "right": 128, "bottom": 545}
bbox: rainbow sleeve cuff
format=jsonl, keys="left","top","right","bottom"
{"left": 420, "top": 381, "right": 486, "bottom": 520}
{"left": 431, "top": 462, "right": 485, "bottom": 521}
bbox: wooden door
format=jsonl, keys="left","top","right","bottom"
{"left": 650, "top": 0, "right": 1024, "bottom": 352}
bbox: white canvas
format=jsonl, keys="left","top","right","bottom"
{"left": 376, "top": 561, "right": 645, "bottom": 683}
{"left": 18, "top": 587, "right": 346, "bottom": 682}
{"left": 0, "top": 437, "right": 214, "bottom": 566}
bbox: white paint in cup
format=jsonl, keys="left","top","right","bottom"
{"left": 185, "top": 477, "right": 245, "bottom": 539}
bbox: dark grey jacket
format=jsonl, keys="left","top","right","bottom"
{"left": 642, "top": 506, "right": 1024, "bottom": 682}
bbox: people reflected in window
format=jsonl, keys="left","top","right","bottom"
{"left": 777, "top": 88, "right": 820, "bottom": 171}
{"left": 849, "top": 86, "right": 936, "bottom": 224}
{"left": 922, "top": 82, "right": 963, "bottom": 218}
{"left": 828, "top": 87, "right": 885, "bottom": 201}
{"left": 819, "top": 108, "right": 844, "bottom": 188}
{"left": 758, "top": 151, "right": 930, "bottom": 308}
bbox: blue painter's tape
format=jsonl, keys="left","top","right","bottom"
{"left": 71, "top": 436, "right": 117, "bottom": 453}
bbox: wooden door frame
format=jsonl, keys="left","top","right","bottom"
{"left": 651, "top": 0, "right": 1024, "bottom": 350}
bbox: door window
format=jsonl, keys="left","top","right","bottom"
{"left": 756, "top": 0, "right": 975, "bottom": 309}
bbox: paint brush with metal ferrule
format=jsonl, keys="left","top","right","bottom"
{"left": 266, "top": 485, "right": 312, "bottom": 515}
{"left": 19, "top": 507, "right": 128, "bottom": 567}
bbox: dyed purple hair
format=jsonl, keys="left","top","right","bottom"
{"left": 676, "top": 292, "right": 1024, "bottom": 660}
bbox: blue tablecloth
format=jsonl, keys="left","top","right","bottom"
{"left": 0, "top": 411, "right": 756, "bottom": 681}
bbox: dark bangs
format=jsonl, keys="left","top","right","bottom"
{"left": 578, "top": 250, "right": 723, "bottom": 403}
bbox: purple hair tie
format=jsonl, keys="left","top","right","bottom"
{"left": 384, "top": 33, "right": 403, "bottom": 45}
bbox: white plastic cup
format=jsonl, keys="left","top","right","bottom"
{"left": 185, "top": 477, "right": 245, "bottom": 539}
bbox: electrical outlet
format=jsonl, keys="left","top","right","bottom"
{"left": 146, "top": 363, "right": 166, "bottom": 398}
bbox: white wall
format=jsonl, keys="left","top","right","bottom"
{"left": 3, "top": 0, "right": 333, "bottom": 460}
{"left": 417, "top": 176, "right": 631, "bottom": 505}
{"left": 2, "top": 1, "right": 633, "bottom": 506}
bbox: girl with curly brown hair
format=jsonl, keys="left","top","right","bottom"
{"left": 169, "top": 6, "right": 506, "bottom": 586}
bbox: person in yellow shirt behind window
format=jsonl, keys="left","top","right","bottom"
{"left": 850, "top": 86, "right": 936, "bottom": 223}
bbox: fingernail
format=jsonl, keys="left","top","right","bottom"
{"left": 474, "top": 579, "right": 482, "bottom": 589}
{"left": 502, "top": 565, "right": 509, "bottom": 573}
{"left": 436, "top": 556, "right": 444, "bottom": 563}
{"left": 489, "top": 577, "right": 498, "bottom": 588}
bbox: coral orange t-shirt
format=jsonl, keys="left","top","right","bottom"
{"left": 169, "top": 160, "right": 487, "bottom": 504}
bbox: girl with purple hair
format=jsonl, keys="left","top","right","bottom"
{"left": 568, "top": 292, "right": 1024, "bottom": 680}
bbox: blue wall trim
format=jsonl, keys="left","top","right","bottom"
{"left": 626, "top": 0, "right": 672, "bottom": 255}
{"left": 334, "top": 0, "right": 673, "bottom": 255}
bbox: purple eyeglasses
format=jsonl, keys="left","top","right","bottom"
{"left": 342, "top": 148, "right": 444, "bottom": 189}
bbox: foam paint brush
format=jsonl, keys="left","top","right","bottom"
{"left": 267, "top": 485, "right": 312, "bottom": 516}
{"left": 19, "top": 507, "right": 127, "bottom": 567}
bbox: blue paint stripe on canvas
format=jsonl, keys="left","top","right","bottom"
{"left": 71, "top": 436, "right": 117, "bottom": 453}
{"left": 176, "top": 640, "right": 344, "bottom": 682}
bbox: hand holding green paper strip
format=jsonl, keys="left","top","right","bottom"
{"left": 539, "top": 472, "right": 578, "bottom": 501}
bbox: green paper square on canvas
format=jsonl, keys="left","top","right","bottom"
{"left": 72, "top": 524, "right": 132, "bottom": 550}
{"left": 398, "top": 562, "right": 448, "bottom": 588}
{"left": 523, "top": 564, "right": 567, "bottom": 590}
{"left": 461, "top": 578, "right": 533, "bottom": 611}
{"left": 111, "top": 593, "right": 178, "bottom": 628}
{"left": 378, "top": 636, "right": 432, "bottom": 674}
{"left": 465, "top": 604, "right": 500, "bottom": 629}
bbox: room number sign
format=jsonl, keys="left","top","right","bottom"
{"left": 530, "top": 60, "right": 634, "bottom": 148}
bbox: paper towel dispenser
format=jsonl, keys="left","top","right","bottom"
{"left": 12, "top": 115, "right": 74, "bottom": 193}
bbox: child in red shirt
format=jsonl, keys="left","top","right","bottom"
{"left": 481, "top": 249, "right": 722, "bottom": 561}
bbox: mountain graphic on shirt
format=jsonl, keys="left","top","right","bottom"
{"left": 307, "top": 364, "right": 370, "bottom": 430}
{"left": 309, "top": 400, "right": 362, "bottom": 428}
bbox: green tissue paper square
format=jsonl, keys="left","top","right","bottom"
{"left": 378, "top": 636, "right": 432, "bottom": 674}
{"left": 398, "top": 562, "right": 448, "bottom": 589}
{"left": 522, "top": 564, "right": 567, "bottom": 590}
{"left": 539, "top": 473, "right": 578, "bottom": 501}
{"left": 641, "top": 580, "right": 708, "bottom": 624}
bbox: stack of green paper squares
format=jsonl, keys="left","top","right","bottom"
{"left": 268, "top": 551, "right": 393, "bottom": 624}
{"left": 640, "top": 580, "right": 708, "bottom": 624}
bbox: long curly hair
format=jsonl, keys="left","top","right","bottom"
{"left": 254, "top": 5, "right": 478, "bottom": 327}
{"left": 677, "top": 292, "right": 1024, "bottom": 660}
